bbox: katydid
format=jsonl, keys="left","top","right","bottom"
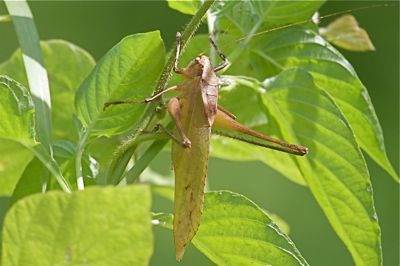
{"left": 106, "top": 32, "right": 307, "bottom": 260}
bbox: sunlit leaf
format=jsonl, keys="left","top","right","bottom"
{"left": 75, "top": 31, "right": 165, "bottom": 137}
{"left": 2, "top": 185, "right": 153, "bottom": 265}
{"left": 260, "top": 69, "right": 381, "bottom": 265}
{"left": 0, "top": 40, "right": 96, "bottom": 141}
{"left": 0, "top": 140, "right": 32, "bottom": 196}
{"left": 246, "top": 26, "right": 396, "bottom": 180}
{"left": 167, "top": 0, "right": 200, "bottom": 15}
{"left": 212, "top": 76, "right": 305, "bottom": 185}
{"left": 154, "top": 190, "right": 307, "bottom": 265}
{"left": 9, "top": 157, "right": 46, "bottom": 205}
{"left": 319, "top": 14, "right": 375, "bottom": 52}
{"left": 0, "top": 75, "right": 35, "bottom": 144}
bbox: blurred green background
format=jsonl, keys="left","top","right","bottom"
{"left": 0, "top": 1, "right": 398, "bottom": 265}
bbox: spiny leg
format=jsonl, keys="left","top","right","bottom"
{"left": 167, "top": 97, "right": 191, "bottom": 148}
{"left": 154, "top": 124, "right": 188, "bottom": 148}
{"left": 174, "top": 32, "right": 185, "bottom": 74}
{"left": 103, "top": 85, "right": 179, "bottom": 110}
{"left": 214, "top": 108, "right": 308, "bottom": 156}
{"left": 143, "top": 85, "right": 179, "bottom": 102}
{"left": 209, "top": 34, "right": 229, "bottom": 72}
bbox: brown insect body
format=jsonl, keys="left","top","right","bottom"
{"left": 104, "top": 32, "right": 308, "bottom": 261}
{"left": 172, "top": 55, "right": 218, "bottom": 261}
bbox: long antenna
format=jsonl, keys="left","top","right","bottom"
{"left": 235, "top": 3, "right": 391, "bottom": 42}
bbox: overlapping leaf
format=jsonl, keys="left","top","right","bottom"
{"left": 259, "top": 69, "right": 381, "bottom": 265}
{"left": 210, "top": 1, "right": 396, "bottom": 179}
{"left": 0, "top": 140, "right": 33, "bottom": 195}
{"left": 75, "top": 31, "right": 165, "bottom": 137}
{"left": 247, "top": 26, "right": 397, "bottom": 179}
{"left": 212, "top": 78, "right": 305, "bottom": 185}
{"left": 0, "top": 40, "right": 96, "bottom": 141}
{"left": 154, "top": 190, "right": 307, "bottom": 265}
{"left": 211, "top": 68, "right": 382, "bottom": 264}
{"left": 0, "top": 75, "right": 35, "bottom": 144}
{"left": 2, "top": 185, "right": 153, "bottom": 265}
{"left": 0, "top": 74, "right": 35, "bottom": 196}
{"left": 167, "top": 0, "right": 200, "bottom": 15}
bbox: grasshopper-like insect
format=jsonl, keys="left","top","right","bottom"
{"left": 106, "top": 32, "right": 308, "bottom": 260}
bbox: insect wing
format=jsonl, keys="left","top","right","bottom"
{"left": 172, "top": 77, "right": 211, "bottom": 261}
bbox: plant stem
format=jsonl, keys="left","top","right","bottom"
{"left": 75, "top": 129, "right": 89, "bottom": 190}
{"left": 28, "top": 144, "right": 72, "bottom": 193}
{"left": 154, "top": 0, "right": 216, "bottom": 93}
{"left": 123, "top": 139, "right": 169, "bottom": 185}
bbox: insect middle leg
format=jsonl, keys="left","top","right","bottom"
{"left": 167, "top": 97, "right": 191, "bottom": 148}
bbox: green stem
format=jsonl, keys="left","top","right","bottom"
{"left": 154, "top": 0, "right": 216, "bottom": 93}
{"left": 123, "top": 139, "right": 169, "bottom": 185}
{"left": 106, "top": 126, "right": 169, "bottom": 185}
{"left": 27, "top": 144, "right": 72, "bottom": 193}
{"left": 75, "top": 129, "right": 89, "bottom": 190}
{"left": 105, "top": 106, "right": 157, "bottom": 185}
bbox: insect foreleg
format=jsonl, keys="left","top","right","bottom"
{"left": 209, "top": 34, "right": 229, "bottom": 72}
{"left": 103, "top": 85, "right": 179, "bottom": 110}
{"left": 174, "top": 32, "right": 185, "bottom": 74}
{"left": 167, "top": 97, "right": 192, "bottom": 148}
{"left": 144, "top": 85, "right": 180, "bottom": 102}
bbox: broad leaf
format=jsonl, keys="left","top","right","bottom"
{"left": 249, "top": 26, "right": 396, "bottom": 179}
{"left": 2, "top": 185, "right": 153, "bottom": 265}
{"left": 167, "top": 0, "right": 200, "bottom": 15}
{"left": 319, "top": 14, "right": 375, "bottom": 52}
{"left": 213, "top": 0, "right": 324, "bottom": 32}
{"left": 212, "top": 77, "right": 305, "bottom": 185}
{"left": 9, "top": 157, "right": 46, "bottom": 205}
{"left": 0, "top": 75, "right": 70, "bottom": 192}
{"left": 0, "top": 40, "right": 96, "bottom": 141}
{"left": 0, "top": 75, "right": 35, "bottom": 144}
{"left": 154, "top": 190, "right": 308, "bottom": 265}
{"left": 0, "top": 140, "right": 33, "bottom": 196}
{"left": 260, "top": 69, "right": 381, "bottom": 265}
{"left": 75, "top": 31, "right": 165, "bottom": 137}
{"left": 212, "top": 1, "right": 396, "bottom": 180}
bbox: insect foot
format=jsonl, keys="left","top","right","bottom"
{"left": 183, "top": 138, "right": 192, "bottom": 148}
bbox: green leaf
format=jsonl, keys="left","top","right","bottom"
{"left": 75, "top": 31, "right": 165, "bottom": 137}
{"left": 0, "top": 77, "right": 71, "bottom": 193}
{"left": 9, "top": 157, "right": 46, "bottom": 205}
{"left": 154, "top": 190, "right": 308, "bottom": 265}
{"left": 0, "top": 75, "right": 35, "bottom": 144}
{"left": 248, "top": 26, "right": 397, "bottom": 180}
{"left": 0, "top": 140, "right": 33, "bottom": 196}
{"left": 167, "top": 0, "right": 200, "bottom": 15}
{"left": 2, "top": 185, "right": 153, "bottom": 265}
{"left": 0, "top": 40, "right": 96, "bottom": 141}
{"left": 319, "top": 14, "right": 375, "bottom": 52}
{"left": 261, "top": 69, "right": 381, "bottom": 265}
{"left": 0, "top": 14, "right": 11, "bottom": 23}
{"left": 212, "top": 76, "right": 305, "bottom": 185}
{"left": 214, "top": 0, "right": 324, "bottom": 32}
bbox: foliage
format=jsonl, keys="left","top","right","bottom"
{"left": 0, "top": 0, "right": 397, "bottom": 265}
